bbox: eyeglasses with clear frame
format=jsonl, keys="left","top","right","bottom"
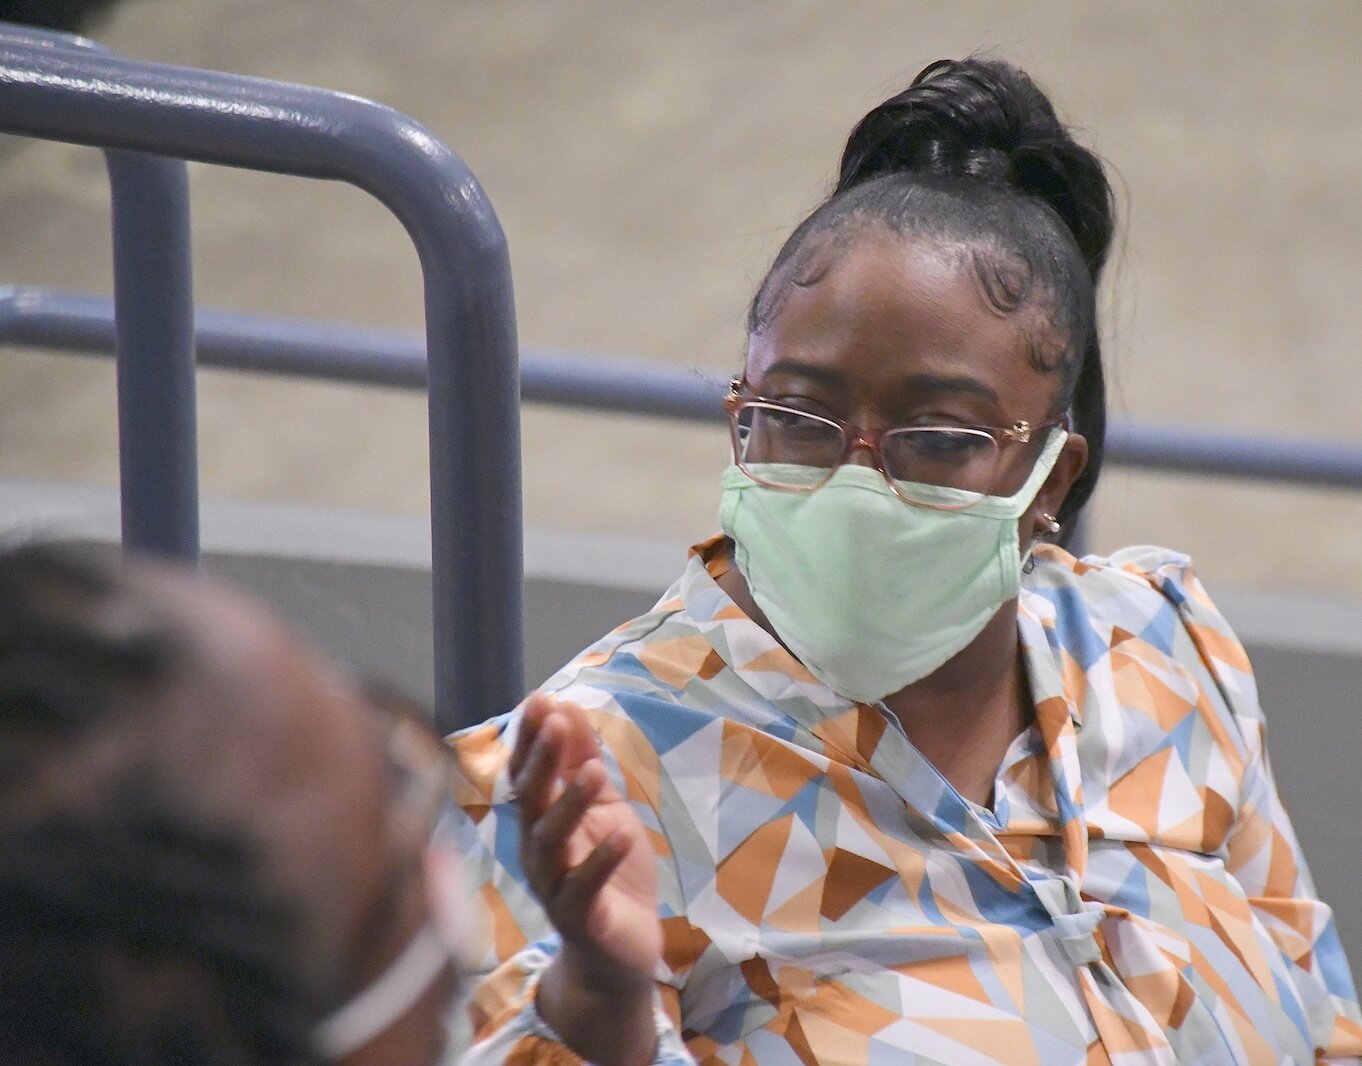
{"left": 725, "top": 378, "right": 1066, "bottom": 511}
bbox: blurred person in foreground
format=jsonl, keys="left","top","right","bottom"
{"left": 0, "top": 542, "right": 474, "bottom": 1066}
{"left": 450, "top": 56, "right": 1362, "bottom": 1066}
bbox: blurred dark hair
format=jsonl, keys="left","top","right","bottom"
{"left": 0, "top": 544, "right": 325, "bottom": 1065}
{"left": 748, "top": 57, "right": 1115, "bottom": 530}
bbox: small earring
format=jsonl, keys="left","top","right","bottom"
{"left": 1038, "top": 512, "right": 1061, "bottom": 535}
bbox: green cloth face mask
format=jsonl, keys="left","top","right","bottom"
{"left": 719, "top": 430, "right": 1067, "bottom": 704}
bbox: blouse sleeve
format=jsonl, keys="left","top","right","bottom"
{"left": 1116, "top": 547, "right": 1362, "bottom": 1063}
{"left": 448, "top": 706, "right": 699, "bottom": 1066}
{"left": 459, "top": 939, "right": 692, "bottom": 1066}
{"left": 1225, "top": 714, "right": 1362, "bottom": 1064}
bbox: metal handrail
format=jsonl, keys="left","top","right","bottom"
{"left": 4, "top": 284, "right": 1361, "bottom": 491}
{"left": 0, "top": 38, "right": 522, "bottom": 732}
{"left": 0, "top": 23, "right": 199, "bottom": 561}
{"left": 0, "top": 286, "right": 728, "bottom": 423}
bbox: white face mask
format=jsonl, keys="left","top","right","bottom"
{"left": 719, "top": 430, "right": 1066, "bottom": 704}
{"left": 312, "top": 923, "right": 456, "bottom": 1061}
{"left": 313, "top": 823, "right": 481, "bottom": 1063}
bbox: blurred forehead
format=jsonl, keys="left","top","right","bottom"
{"left": 126, "top": 566, "right": 393, "bottom": 936}
{"left": 132, "top": 567, "right": 386, "bottom": 809}
{"left": 745, "top": 231, "right": 1063, "bottom": 415}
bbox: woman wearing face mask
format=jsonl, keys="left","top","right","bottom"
{"left": 451, "top": 57, "right": 1362, "bottom": 1066}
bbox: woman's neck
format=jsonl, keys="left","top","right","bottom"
{"left": 714, "top": 545, "right": 1031, "bottom": 807}
{"left": 879, "top": 606, "right": 1032, "bottom": 807}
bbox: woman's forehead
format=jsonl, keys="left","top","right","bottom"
{"left": 746, "top": 233, "right": 1065, "bottom": 404}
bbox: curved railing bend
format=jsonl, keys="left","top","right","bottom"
{"left": 0, "top": 34, "right": 523, "bottom": 731}
{"left": 0, "top": 23, "right": 198, "bottom": 561}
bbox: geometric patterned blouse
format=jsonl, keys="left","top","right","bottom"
{"left": 450, "top": 537, "right": 1362, "bottom": 1065}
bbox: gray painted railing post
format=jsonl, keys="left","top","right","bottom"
{"left": 0, "top": 22, "right": 199, "bottom": 562}
{"left": 0, "top": 42, "right": 523, "bottom": 731}
{"left": 106, "top": 152, "right": 200, "bottom": 561}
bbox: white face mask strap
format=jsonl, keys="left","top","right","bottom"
{"left": 992, "top": 428, "right": 1068, "bottom": 515}
{"left": 313, "top": 923, "right": 450, "bottom": 1060}
{"left": 1025, "top": 429, "right": 1068, "bottom": 493}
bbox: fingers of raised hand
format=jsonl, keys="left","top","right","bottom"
{"left": 551, "top": 700, "right": 604, "bottom": 767}
{"left": 511, "top": 712, "right": 563, "bottom": 821}
{"left": 525, "top": 760, "right": 602, "bottom": 881}
{"left": 551, "top": 830, "right": 630, "bottom": 933}
{"left": 511, "top": 697, "right": 601, "bottom": 783}
{"left": 520, "top": 758, "right": 610, "bottom": 906}
{"left": 509, "top": 693, "right": 556, "bottom": 784}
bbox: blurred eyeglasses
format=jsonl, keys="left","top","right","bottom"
{"left": 725, "top": 378, "right": 1065, "bottom": 510}
{"left": 313, "top": 693, "right": 482, "bottom": 1061}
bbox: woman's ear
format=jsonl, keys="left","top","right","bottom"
{"left": 1031, "top": 432, "right": 1088, "bottom": 531}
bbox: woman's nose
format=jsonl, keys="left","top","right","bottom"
{"left": 844, "top": 430, "right": 880, "bottom": 468}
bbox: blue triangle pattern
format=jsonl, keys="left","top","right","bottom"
{"left": 718, "top": 785, "right": 790, "bottom": 859}
{"left": 1166, "top": 709, "right": 1200, "bottom": 767}
{"left": 1137, "top": 602, "right": 1178, "bottom": 654}
{"left": 1038, "top": 586, "right": 1109, "bottom": 670}
{"left": 617, "top": 691, "right": 715, "bottom": 755}
{"left": 1105, "top": 852, "right": 1152, "bottom": 917}
{"left": 773, "top": 776, "right": 825, "bottom": 835}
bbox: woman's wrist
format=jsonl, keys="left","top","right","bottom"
{"left": 536, "top": 944, "right": 658, "bottom": 1066}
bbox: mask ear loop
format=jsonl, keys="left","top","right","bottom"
{"left": 313, "top": 925, "right": 452, "bottom": 1059}
{"left": 312, "top": 819, "right": 475, "bottom": 1061}
{"left": 1019, "top": 422, "right": 1069, "bottom": 577}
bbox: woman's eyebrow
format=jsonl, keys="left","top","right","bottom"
{"left": 760, "top": 359, "right": 845, "bottom": 386}
{"left": 899, "top": 372, "right": 1000, "bottom": 403}
{"left": 758, "top": 363, "right": 1002, "bottom": 406}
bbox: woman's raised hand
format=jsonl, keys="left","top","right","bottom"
{"left": 509, "top": 694, "right": 662, "bottom": 1066}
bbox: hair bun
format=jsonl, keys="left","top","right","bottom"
{"left": 837, "top": 57, "right": 1113, "bottom": 281}
{"left": 960, "top": 145, "right": 1012, "bottom": 184}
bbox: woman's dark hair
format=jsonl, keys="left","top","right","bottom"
{"left": 0, "top": 544, "right": 326, "bottom": 1065}
{"left": 749, "top": 57, "right": 1115, "bottom": 530}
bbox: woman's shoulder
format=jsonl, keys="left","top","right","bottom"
{"left": 1028, "top": 542, "right": 1262, "bottom": 720}
{"left": 1030, "top": 542, "right": 1208, "bottom": 610}
{"left": 1027, "top": 541, "right": 1244, "bottom": 658}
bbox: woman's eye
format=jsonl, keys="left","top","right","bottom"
{"left": 902, "top": 430, "right": 991, "bottom": 460}
{"left": 768, "top": 408, "right": 815, "bottom": 430}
